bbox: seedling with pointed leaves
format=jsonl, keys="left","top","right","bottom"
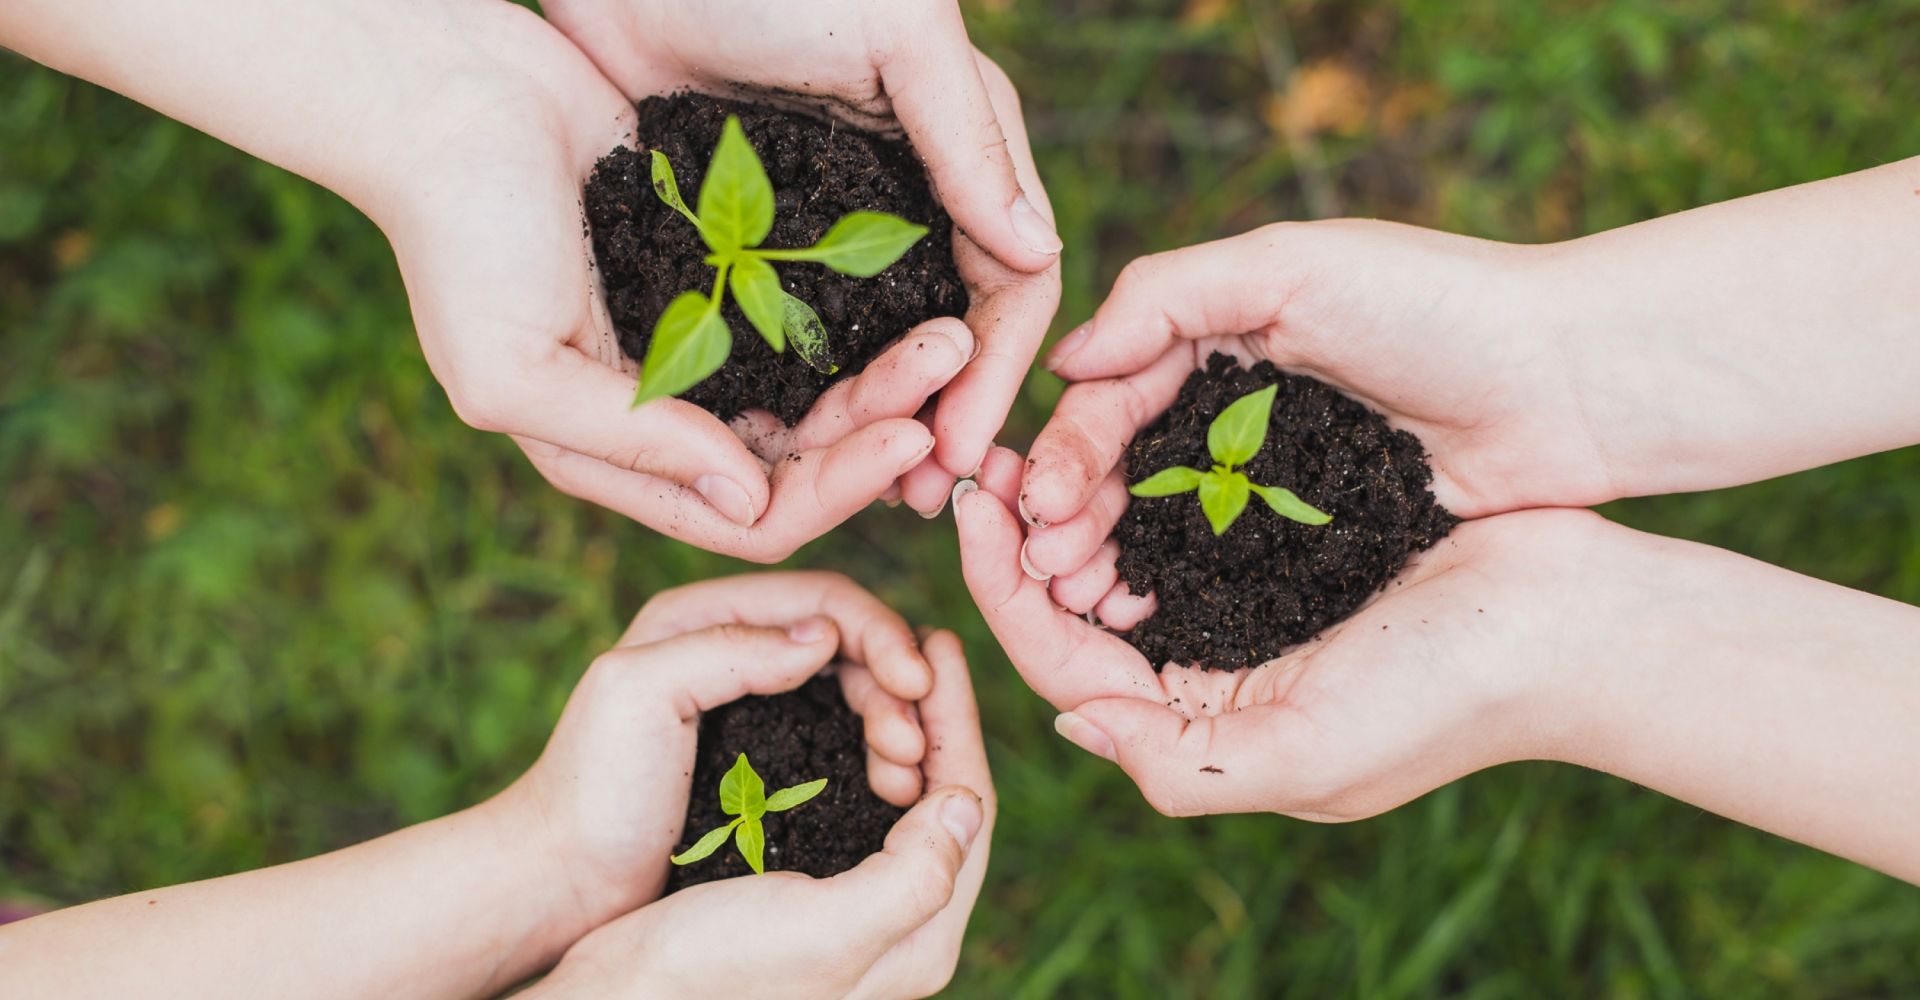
{"left": 1129, "top": 384, "right": 1333, "bottom": 536}
{"left": 668, "top": 752, "right": 829, "bottom": 875}
{"left": 633, "top": 115, "right": 929, "bottom": 405}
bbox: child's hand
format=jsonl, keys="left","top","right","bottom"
{"left": 956, "top": 448, "right": 1612, "bottom": 820}
{"left": 541, "top": 0, "right": 1064, "bottom": 517}
{"left": 492, "top": 572, "right": 943, "bottom": 947}
{"left": 527, "top": 630, "right": 994, "bottom": 1000}
{"left": 1018, "top": 220, "right": 1614, "bottom": 583}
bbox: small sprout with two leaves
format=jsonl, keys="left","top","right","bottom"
{"left": 634, "top": 115, "right": 930, "bottom": 405}
{"left": 1128, "top": 384, "right": 1333, "bottom": 536}
{"left": 669, "top": 752, "right": 828, "bottom": 875}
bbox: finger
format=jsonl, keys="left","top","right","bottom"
{"left": 975, "top": 444, "right": 1024, "bottom": 509}
{"left": 790, "top": 318, "right": 973, "bottom": 453}
{"left": 1022, "top": 348, "right": 1192, "bottom": 527}
{"left": 1049, "top": 540, "right": 1120, "bottom": 615}
{"left": 815, "top": 785, "right": 984, "bottom": 961}
{"left": 924, "top": 57, "right": 1063, "bottom": 479}
{"left": 917, "top": 631, "right": 992, "bottom": 806}
{"left": 525, "top": 418, "right": 933, "bottom": 564}
{"left": 1095, "top": 583, "right": 1157, "bottom": 633}
{"left": 838, "top": 663, "right": 928, "bottom": 770}
{"left": 1044, "top": 231, "right": 1293, "bottom": 382}
{"left": 877, "top": 30, "right": 1059, "bottom": 274}
{"left": 1023, "top": 470, "right": 1129, "bottom": 579}
{"left": 1056, "top": 698, "right": 1294, "bottom": 817}
{"left": 900, "top": 451, "right": 958, "bottom": 517}
{"left": 848, "top": 630, "right": 993, "bottom": 998}
{"left": 622, "top": 571, "right": 933, "bottom": 701}
{"left": 952, "top": 483, "right": 1162, "bottom": 710}
{"left": 504, "top": 350, "right": 772, "bottom": 525}
{"left": 597, "top": 618, "right": 841, "bottom": 722}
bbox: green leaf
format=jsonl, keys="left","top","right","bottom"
{"left": 669, "top": 819, "right": 740, "bottom": 866}
{"left": 633, "top": 291, "right": 731, "bottom": 406}
{"left": 697, "top": 116, "right": 774, "bottom": 251}
{"left": 1207, "top": 384, "right": 1279, "bottom": 468}
{"left": 718, "top": 753, "right": 766, "bottom": 818}
{"left": 729, "top": 255, "right": 786, "bottom": 352}
{"left": 1198, "top": 470, "right": 1251, "bottom": 536}
{"left": 648, "top": 150, "right": 702, "bottom": 232}
{"left": 781, "top": 292, "right": 838, "bottom": 374}
{"left": 735, "top": 816, "right": 766, "bottom": 874}
{"left": 1251, "top": 483, "right": 1333, "bottom": 526}
{"left": 766, "top": 212, "right": 929, "bottom": 277}
{"left": 765, "top": 777, "right": 828, "bottom": 812}
{"left": 1129, "top": 466, "right": 1206, "bottom": 497}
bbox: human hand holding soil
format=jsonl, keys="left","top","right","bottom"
{"left": 959, "top": 461, "right": 1920, "bottom": 882}
{"left": 502, "top": 571, "right": 945, "bottom": 938}
{"left": 960, "top": 448, "right": 1599, "bottom": 820}
{"left": 546, "top": 0, "right": 1064, "bottom": 522}
{"left": 526, "top": 629, "right": 995, "bottom": 1000}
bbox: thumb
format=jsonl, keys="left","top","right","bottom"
{"left": 606, "top": 618, "right": 842, "bottom": 720}
{"left": 877, "top": 23, "right": 1059, "bottom": 273}
{"left": 813, "top": 785, "right": 984, "bottom": 959}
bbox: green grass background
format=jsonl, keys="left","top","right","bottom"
{"left": 5, "top": 0, "right": 1920, "bottom": 994}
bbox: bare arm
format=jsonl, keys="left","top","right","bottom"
{"left": 0, "top": 800, "right": 585, "bottom": 1000}
{"left": 1543, "top": 156, "right": 1920, "bottom": 497}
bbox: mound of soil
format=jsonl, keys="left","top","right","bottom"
{"left": 665, "top": 674, "right": 904, "bottom": 891}
{"left": 585, "top": 93, "right": 968, "bottom": 425}
{"left": 1112, "top": 353, "right": 1458, "bottom": 670}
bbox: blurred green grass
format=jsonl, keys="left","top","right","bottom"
{"left": 5, "top": 0, "right": 1920, "bottom": 995}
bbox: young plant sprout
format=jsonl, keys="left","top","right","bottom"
{"left": 633, "top": 115, "right": 929, "bottom": 405}
{"left": 669, "top": 752, "right": 828, "bottom": 875}
{"left": 1128, "top": 384, "right": 1333, "bottom": 536}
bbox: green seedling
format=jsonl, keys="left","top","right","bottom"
{"left": 1128, "top": 384, "right": 1333, "bottom": 536}
{"left": 633, "top": 115, "right": 929, "bottom": 405}
{"left": 669, "top": 752, "right": 828, "bottom": 875}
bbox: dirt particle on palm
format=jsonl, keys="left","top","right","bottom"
{"left": 1113, "top": 353, "right": 1457, "bottom": 670}
{"left": 584, "top": 93, "right": 968, "bottom": 425}
{"left": 665, "top": 675, "right": 903, "bottom": 891}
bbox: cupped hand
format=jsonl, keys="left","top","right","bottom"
{"left": 1017, "top": 220, "right": 1616, "bottom": 583}
{"left": 368, "top": 8, "right": 997, "bottom": 562}
{"left": 530, "top": 629, "right": 994, "bottom": 1000}
{"left": 544, "top": 0, "right": 1064, "bottom": 515}
{"left": 957, "top": 446, "right": 1616, "bottom": 819}
{"left": 494, "top": 571, "right": 947, "bottom": 947}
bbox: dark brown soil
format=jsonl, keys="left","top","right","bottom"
{"left": 584, "top": 93, "right": 969, "bottom": 425}
{"left": 1112, "top": 353, "right": 1458, "bottom": 670}
{"left": 665, "top": 674, "right": 904, "bottom": 891}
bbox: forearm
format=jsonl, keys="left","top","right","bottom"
{"left": 0, "top": 0, "right": 549, "bottom": 220}
{"left": 0, "top": 795, "right": 591, "bottom": 1000}
{"left": 1542, "top": 526, "right": 1920, "bottom": 882}
{"left": 1537, "top": 156, "right": 1920, "bottom": 498}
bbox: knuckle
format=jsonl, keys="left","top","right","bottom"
{"left": 908, "top": 861, "right": 958, "bottom": 914}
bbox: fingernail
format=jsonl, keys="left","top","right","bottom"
{"left": 693, "top": 475, "right": 755, "bottom": 526}
{"left": 939, "top": 792, "right": 984, "bottom": 850}
{"left": 949, "top": 479, "right": 979, "bottom": 521}
{"left": 1045, "top": 323, "right": 1092, "bottom": 373}
{"left": 788, "top": 616, "right": 832, "bottom": 643}
{"left": 1054, "top": 712, "right": 1116, "bottom": 762}
{"left": 1017, "top": 492, "right": 1049, "bottom": 528}
{"left": 1019, "top": 538, "right": 1052, "bottom": 582}
{"left": 917, "top": 490, "right": 949, "bottom": 520}
{"left": 1010, "top": 194, "right": 1063, "bottom": 256}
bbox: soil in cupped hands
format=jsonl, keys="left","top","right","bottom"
{"left": 1111, "top": 352, "right": 1458, "bottom": 671}
{"left": 665, "top": 674, "right": 905, "bottom": 892}
{"left": 584, "top": 92, "right": 969, "bottom": 426}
